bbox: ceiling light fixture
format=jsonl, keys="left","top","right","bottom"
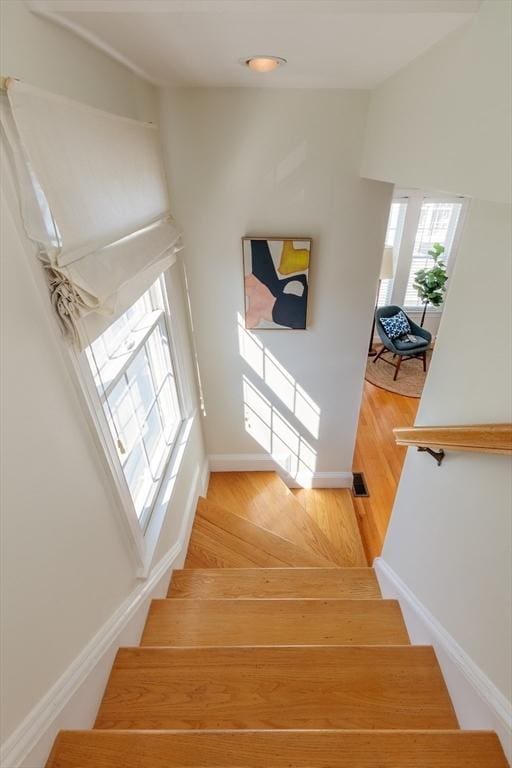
{"left": 243, "top": 56, "right": 287, "bottom": 73}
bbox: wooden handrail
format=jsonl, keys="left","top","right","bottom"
{"left": 393, "top": 423, "right": 512, "bottom": 456}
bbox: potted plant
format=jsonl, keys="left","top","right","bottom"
{"left": 413, "top": 243, "right": 448, "bottom": 327}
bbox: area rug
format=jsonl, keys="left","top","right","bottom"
{"left": 365, "top": 347, "right": 432, "bottom": 398}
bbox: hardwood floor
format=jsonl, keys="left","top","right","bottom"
{"left": 206, "top": 472, "right": 365, "bottom": 566}
{"left": 190, "top": 387, "right": 417, "bottom": 572}
{"left": 352, "top": 381, "right": 419, "bottom": 564}
{"left": 291, "top": 487, "right": 367, "bottom": 566}
{"left": 185, "top": 498, "right": 336, "bottom": 568}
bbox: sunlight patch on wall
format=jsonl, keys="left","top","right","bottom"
{"left": 237, "top": 314, "right": 320, "bottom": 439}
{"left": 243, "top": 376, "right": 317, "bottom": 487}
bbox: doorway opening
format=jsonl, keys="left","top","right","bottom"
{"left": 353, "top": 188, "right": 468, "bottom": 562}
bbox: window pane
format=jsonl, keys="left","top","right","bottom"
{"left": 158, "top": 377, "right": 181, "bottom": 442}
{"left": 123, "top": 439, "right": 153, "bottom": 517}
{"left": 377, "top": 200, "right": 407, "bottom": 307}
{"left": 106, "top": 377, "right": 140, "bottom": 460}
{"left": 102, "top": 313, "right": 130, "bottom": 357}
{"left": 142, "top": 405, "right": 167, "bottom": 478}
{"left": 404, "top": 201, "right": 462, "bottom": 308}
{"left": 85, "top": 277, "right": 184, "bottom": 527}
{"left": 127, "top": 347, "right": 156, "bottom": 424}
{"left": 86, "top": 336, "right": 108, "bottom": 380}
{"left": 146, "top": 322, "right": 172, "bottom": 390}
{"left": 377, "top": 278, "right": 392, "bottom": 307}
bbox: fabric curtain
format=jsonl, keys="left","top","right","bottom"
{"left": 1, "top": 80, "right": 181, "bottom": 348}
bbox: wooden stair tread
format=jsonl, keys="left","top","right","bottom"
{"left": 184, "top": 517, "right": 329, "bottom": 569}
{"left": 46, "top": 730, "right": 508, "bottom": 768}
{"left": 44, "top": 470, "right": 505, "bottom": 767}
{"left": 196, "top": 499, "right": 335, "bottom": 567}
{"left": 291, "top": 488, "right": 369, "bottom": 567}
{"left": 95, "top": 646, "right": 458, "bottom": 731}
{"left": 207, "top": 472, "right": 365, "bottom": 566}
{"left": 169, "top": 568, "right": 381, "bottom": 599}
{"left": 141, "top": 599, "right": 409, "bottom": 646}
{"left": 186, "top": 499, "right": 335, "bottom": 568}
{"left": 184, "top": 518, "right": 285, "bottom": 569}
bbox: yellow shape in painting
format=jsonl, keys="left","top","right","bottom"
{"left": 278, "top": 240, "right": 310, "bottom": 275}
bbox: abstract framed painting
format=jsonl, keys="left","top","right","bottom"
{"left": 242, "top": 237, "right": 312, "bottom": 330}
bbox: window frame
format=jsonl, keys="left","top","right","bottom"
{"left": 377, "top": 199, "right": 407, "bottom": 308}
{"left": 87, "top": 301, "right": 185, "bottom": 532}
{"left": 384, "top": 189, "right": 469, "bottom": 316}
{"left": 69, "top": 269, "right": 193, "bottom": 576}
{"left": 402, "top": 196, "right": 465, "bottom": 310}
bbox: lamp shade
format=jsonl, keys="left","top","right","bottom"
{"left": 379, "top": 246, "right": 395, "bottom": 280}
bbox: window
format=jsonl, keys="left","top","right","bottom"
{"left": 377, "top": 191, "right": 466, "bottom": 315}
{"left": 85, "top": 278, "right": 183, "bottom": 530}
{"left": 404, "top": 200, "right": 463, "bottom": 308}
{"left": 377, "top": 200, "right": 407, "bottom": 307}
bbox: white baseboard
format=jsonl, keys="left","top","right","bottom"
{"left": 208, "top": 453, "right": 352, "bottom": 489}
{"left": 208, "top": 453, "right": 277, "bottom": 472}
{"left": 304, "top": 471, "right": 353, "bottom": 489}
{"left": 1, "top": 458, "right": 208, "bottom": 768}
{"left": 374, "top": 557, "right": 512, "bottom": 761}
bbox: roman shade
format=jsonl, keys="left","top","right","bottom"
{"left": 1, "top": 79, "right": 181, "bottom": 347}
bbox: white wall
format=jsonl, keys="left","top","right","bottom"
{"left": 359, "top": 0, "right": 512, "bottom": 720}
{"left": 0, "top": 0, "right": 156, "bottom": 122}
{"left": 361, "top": 0, "right": 511, "bottom": 206}
{"left": 159, "top": 87, "right": 392, "bottom": 483}
{"left": 0, "top": 0, "right": 206, "bottom": 756}
{"left": 383, "top": 199, "right": 512, "bottom": 700}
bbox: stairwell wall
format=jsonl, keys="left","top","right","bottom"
{"left": 0, "top": 2, "right": 206, "bottom": 762}
{"left": 158, "top": 87, "right": 392, "bottom": 485}
{"left": 360, "top": 0, "right": 512, "bottom": 725}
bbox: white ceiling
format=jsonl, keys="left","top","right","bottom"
{"left": 27, "top": 0, "right": 481, "bottom": 89}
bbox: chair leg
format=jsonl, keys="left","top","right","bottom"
{"left": 373, "top": 346, "right": 385, "bottom": 364}
{"left": 393, "top": 355, "right": 402, "bottom": 381}
{"left": 422, "top": 351, "right": 427, "bottom": 372}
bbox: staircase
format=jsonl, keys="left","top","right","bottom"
{"left": 47, "top": 472, "right": 507, "bottom": 767}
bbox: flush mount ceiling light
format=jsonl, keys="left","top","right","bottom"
{"left": 243, "top": 56, "right": 287, "bottom": 73}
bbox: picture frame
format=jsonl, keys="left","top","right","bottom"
{"left": 242, "top": 236, "right": 312, "bottom": 330}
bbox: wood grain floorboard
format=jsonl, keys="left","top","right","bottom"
{"left": 47, "top": 730, "right": 508, "bottom": 768}
{"left": 184, "top": 502, "right": 334, "bottom": 569}
{"left": 197, "top": 499, "right": 335, "bottom": 566}
{"left": 184, "top": 519, "right": 283, "bottom": 569}
{"left": 206, "top": 472, "right": 349, "bottom": 565}
{"left": 352, "top": 382, "right": 419, "bottom": 563}
{"left": 95, "top": 646, "right": 458, "bottom": 731}
{"left": 291, "top": 488, "right": 367, "bottom": 566}
{"left": 141, "top": 599, "right": 409, "bottom": 647}
{"left": 168, "top": 568, "right": 381, "bottom": 599}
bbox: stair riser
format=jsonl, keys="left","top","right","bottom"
{"left": 47, "top": 731, "right": 508, "bottom": 768}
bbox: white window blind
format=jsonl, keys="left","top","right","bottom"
{"left": 404, "top": 200, "right": 462, "bottom": 308}
{"left": 2, "top": 80, "right": 181, "bottom": 348}
{"left": 377, "top": 200, "right": 407, "bottom": 307}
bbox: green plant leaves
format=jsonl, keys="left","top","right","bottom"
{"left": 427, "top": 242, "right": 445, "bottom": 261}
{"left": 414, "top": 243, "right": 448, "bottom": 307}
